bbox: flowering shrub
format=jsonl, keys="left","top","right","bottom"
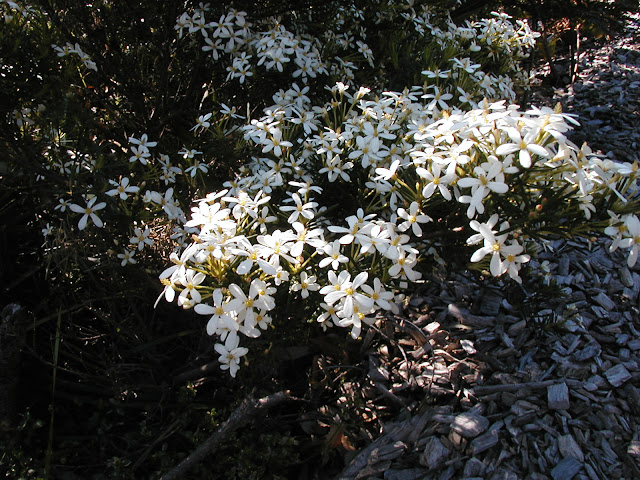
{"left": 159, "top": 81, "right": 640, "bottom": 376}
{"left": 4, "top": 0, "right": 639, "bottom": 380}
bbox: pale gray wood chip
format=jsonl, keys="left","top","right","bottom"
{"left": 627, "top": 338, "right": 640, "bottom": 351}
{"left": 558, "top": 434, "right": 585, "bottom": 462}
{"left": 451, "top": 412, "right": 489, "bottom": 439}
{"left": 367, "top": 440, "right": 407, "bottom": 463}
{"left": 463, "top": 457, "right": 487, "bottom": 477}
{"left": 558, "top": 255, "right": 571, "bottom": 276}
{"left": 551, "top": 456, "right": 583, "bottom": 480}
{"left": 354, "top": 459, "right": 392, "bottom": 480}
{"left": 547, "top": 382, "right": 571, "bottom": 410}
{"left": 604, "top": 363, "right": 632, "bottom": 387}
{"left": 573, "top": 341, "right": 601, "bottom": 362}
{"left": 460, "top": 339, "right": 476, "bottom": 355}
{"left": 619, "top": 267, "right": 634, "bottom": 287}
{"left": 593, "top": 291, "right": 616, "bottom": 311}
{"left": 471, "top": 430, "right": 499, "bottom": 455}
{"left": 479, "top": 290, "right": 503, "bottom": 316}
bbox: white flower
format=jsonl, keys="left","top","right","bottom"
{"left": 422, "top": 86, "right": 453, "bottom": 110}
{"left": 620, "top": 215, "right": 640, "bottom": 267}
{"left": 177, "top": 268, "right": 206, "bottom": 306}
{"left": 318, "top": 240, "right": 349, "bottom": 270}
{"left": 416, "top": 162, "right": 457, "bottom": 201}
{"left": 129, "top": 133, "right": 157, "bottom": 149}
{"left": 388, "top": 250, "right": 420, "bottom": 281}
{"left": 225, "top": 280, "right": 274, "bottom": 329}
{"left": 69, "top": 196, "right": 107, "bottom": 230}
{"left": 129, "top": 226, "right": 153, "bottom": 251}
{"left": 327, "top": 209, "right": 375, "bottom": 245}
{"left": 191, "top": 113, "right": 212, "bottom": 132}
{"left": 361, "top": 277, "right": 394, "bottom": 311}
{"left": 185, "top": 159, "right": 209, "bottom": 177}
{"left": 468, "top": 219, "right": 510, "bottom": 277}
{"left": 500, "top": 243, "right": 530, "bottom": 284}
{"left": 605, "top": 211, "right": 627, "bottom": 252}
{"left": 396, "top": 202, "right": 431, "bottom": 237}
{"left": 319, "top": 155, "right": 353, "bottom": 182}
{"left": 324, "top": 271, "right": 373, "bottom": 319}
{"left": 289, "top": 221, "right": 325, "bottom": 257}
{"left": 262, "top": 128, "right": 292, "bottom": 157}
{"left": 194, "top": 289, "right": 237, "bottom": 336}
{"left": 280, "top": 192, "right": 318, "bottom": 224}
{"left": 256, "top": 229, "right": 296, "bottom": 265}
{"left": 316, "top": 302, "right": 340, "bottom": 330}
{"left": 495, "top": 127, "right": 549, "bottom": 169}
{"left": 106, "top": 177, "right": 139, "bottom": 200}
{"left": 214, "top": 334, "right": 248, "bottom": 377}
{"left": 457, "top": 160, "right": 509, "bottom": 220}
{"left": 117, "top": 249, "right": 137, "bottom": 267}
{"left": 354, "top": 223, "right": 390, "bottom": 256}
{"left": 291, "top": 271, "right": 320, "bottom": 298}
{"left": 55, "top": 198, "right": 70, "bottom": 212}
{"left": 272, "top": 267, "right": 290, "bottom": 286}
{"left": 129, "top": 145, "right": 151, "bottom": 165}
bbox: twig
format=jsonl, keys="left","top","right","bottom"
{"left": 158, "top": 390, "right": 293, "bottom": 480}
{"left": 133, "top": 419, "right": 182, "bottom": 471}
{"left": 470, "top": 379, "right": 582, "bottom": 396}
{"left": 172, "top": 361, "right": 219, "bottom": 385}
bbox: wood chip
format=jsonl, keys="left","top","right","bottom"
{"left": 471, "top": 430, "right": 499, "bottom": 455}
{"left": 627, "top": 440, "right": 640, "bottom": 458}
{"left": 604, "top": 364, "right": 631, "bottom": 387}
{"left": 447, "top": 304, "right": 495, "bottom": 327}
{"left": 463, "top": 457, "right": 486, "bottom": 477}
{"left": 451, "top": 412, "right": 489, "bottom": 438}
{"left": 419, "top": 437, "right": 450, "bottom": 470}
{"left": 479, "top": 289, "right": 502, "bottom": 315}
{"left": 551, "top": 456, "right": 583, "bottom": 480}
{"left": 547, "top": 382, "right": 570, "bottom": 410}
{"left": 619, "top": 267, "right": 634, "bottom": 288}
{"left": 573, "top": 342, "right": 601, "bottom": 362}
{"left": 558, "top": 434, "right": 584, "bottom": 462}
{"left": 593, "top": 292, "right": 616, "bottom": 311}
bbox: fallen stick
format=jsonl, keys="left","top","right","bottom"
{"left": 158, "top": 390, "right": 292, "bottom": 480}
{"left": 470, "top": 379, "right": 582, "bottom": 396}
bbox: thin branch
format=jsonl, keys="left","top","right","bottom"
{"left": 158, "top": 390, "right": 293, "bottom": 480}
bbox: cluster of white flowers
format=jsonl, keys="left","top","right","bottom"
{"left": 39, "top": 3, "right": 541, "bottom": 269}
{"left": 158, "top": 78, "right": 640, "bottom": 376}
{"left": 172, "top": 3, "right": 540, "bottom": 94}
{"left": 157, "top": 187, "right": 415, "bottom": 376}
{"left": 176, "top": 6, "right": 329, "bottom": 85}
{"left": 606, "top": 211, "right": 640, "bottom": 268}
{"left": 52, "top": 42, "right": 97, "bottom": 71}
